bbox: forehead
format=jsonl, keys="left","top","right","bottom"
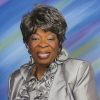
{"left": 34, "top": 28, "right": 57, "bottom": 36}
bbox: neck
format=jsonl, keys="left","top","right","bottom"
{"left": 32, "top": 63, "right": 49, "bottom": 80}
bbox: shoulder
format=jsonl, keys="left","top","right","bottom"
{"left": 8, "top": 68, "right": 21, "bottom": 96}
{"left": 9, "top": 63, "right": 30, "bottom": 85}
{"left": 9, "top": 68, "right": 21, "bottom": 90}
{"left": 8, "top": 63, "right": 30, "bottom": 98}
{"left": 63, "top": 58, "right": 91, "bottom": 72}
{"left": 62, "top": 58, "right": 92, "bottom": 84}
{"left": 9, "top": 69, "right": 21, "bottom": 82}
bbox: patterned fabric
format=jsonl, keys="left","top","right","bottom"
{"left": 16, "top": 48, "right": 68, "bottom": 100}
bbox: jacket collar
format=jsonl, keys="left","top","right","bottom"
{"left": 55, "top": 48, "right": 68, "bottom": 64}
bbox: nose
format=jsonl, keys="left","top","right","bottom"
{"left": 38, "top": 40, "right": 48, "bottom": 48}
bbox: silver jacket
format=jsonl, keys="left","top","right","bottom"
{"left": 8, "top": 49, "right": 99, "bottom": 100}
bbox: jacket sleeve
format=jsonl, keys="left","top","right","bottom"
{"left": 8, "top": 69, "right": 22, "bottom": 100}
{"left": 8, "top": 74, "right": 13, "bottom": 100}
{"left": 73, "top": 61, "right": 99, "bottom": 100}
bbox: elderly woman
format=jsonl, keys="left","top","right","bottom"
{"left": 8, "top": 5, "right": 98, "bottom": 100}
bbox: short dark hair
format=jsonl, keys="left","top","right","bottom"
{"left": 20, "top": 4, "right": 67, "bottom": 49}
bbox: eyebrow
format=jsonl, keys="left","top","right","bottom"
{"left": 33, "top": 31, "right": 57, "bottom": 37}
{"left": 49, "top": 33, "right": 57, "bottom": 37}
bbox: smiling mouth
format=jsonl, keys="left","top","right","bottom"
{"left": 37, "top": 52, "right": 50, "bottom": 59}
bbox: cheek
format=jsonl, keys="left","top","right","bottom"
{"left": 28, "top": 42, "right": 38, "bottom": 55}
{"left": 50, "top": 40, "right": 59, "bottom": 49}
{"left": 49, "top": 41, "right": 60, "bottom": 55}
{"left": 30, "top": 42, "right": 39, "bottom": 48}
{"left": 28, "top": 40, "right": 40, "bottom": 49}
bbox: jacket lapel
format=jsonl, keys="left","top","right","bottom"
{"left": 48, "top": 64, "right": 74, "bottom": 100}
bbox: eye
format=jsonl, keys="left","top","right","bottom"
{"left": 48, "top": 38, "right": 55, "bottom": 40}
{"left": 48, "top": 35, "right": 56, "bottom": 41}
{"left": 31, "top": 35, "right": 40, "bottom": 41}
{"left": 31, "top": 37, "right": 39, "bottom": 40}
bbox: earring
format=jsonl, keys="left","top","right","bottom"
{"left": 30, "top": 55, "right": 34, "bottom": 64}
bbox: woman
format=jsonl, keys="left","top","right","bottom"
{"left": 8, "top": 5, "right": 98, "bottom": 100}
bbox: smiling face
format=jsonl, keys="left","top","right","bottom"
{"left": 28, "top": 28, "right": 60, "bottom": 67}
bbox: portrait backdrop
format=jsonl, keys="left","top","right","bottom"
{"left": 0, "top": 0, "right": 100, "bottom": 100}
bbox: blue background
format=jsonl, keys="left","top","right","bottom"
{"left": 0, "top": 0, "right": 100, "bottom": 100}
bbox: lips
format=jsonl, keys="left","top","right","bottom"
{"left": 37, "top": 52, "right": 51, "bottom": 59}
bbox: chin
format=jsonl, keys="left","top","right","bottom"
{"left": 35, "top": 57, "right": 54, "bottom": 66}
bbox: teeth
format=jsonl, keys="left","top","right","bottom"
{"left": 38, "top": 53, "right": 50, "bottom": 58}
